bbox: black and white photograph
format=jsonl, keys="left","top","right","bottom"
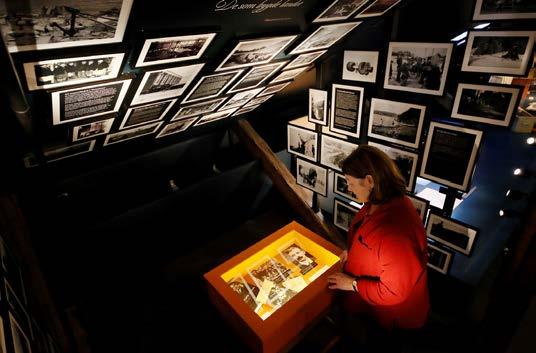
{"left": 218, "top": 87, "right": 264, "bottom": 110}
{"left": 0, "top": 0, "right": 133, "bottom": 52}
{"left": 9, "top": 313, "right": 32, "bottom": 353}
{"left": 131, "top": 64, "right": 205, "bottom": 105}
{"left": 216, "top": 35, "right": 297, "bottom": 71}
{"left": 334, "top": 172, "right": 360, "bottom": 203}
{"left": 452, "top": 83, "right": 520, "bottom": 127}
{"left": 23, "top": 53, "right": 124, "bottom": 91}
{"left": 354, "top": 0, "right": 401, "bottom": 18}
{"left": 426, "top": 213, "right": 478, "bottom": 256}
{"left": 228, "top": 62, "right": 287, "bottom": 93}
{"left": 52, "top": 79, "right": 131, "bottom": 125}
{"left": 258, "top": 82, "right": 291, "bottom": 97}
{"left": 287, "top": 124, "right": 318, "bottom": 162}
{"left": 427, "top": 242, "right": 452, "bottom": 274}
{"left": 296, "top": 158, "right": 328, "bottom": 196}
{"left": 368, "top": 98, "right": 426, "bottom": 149}
{"left": 342, "top": 50, "right": 378, "bottom": 83}
{"left": 330, "top": 84, "right": 364, "bottom": 138}
{"left": 313, "top": 0, "right": 368, "bottom": 23}
{"left": 420, "top": 122, "right": 483, "bottom": 192}
{"left": 279, "top": 241, "right": 318, "bottom": 275}
{"left": 286, "top": 50, "right": 327, "bottom": 70}
{"left": 135, "top": 33, "right": 216, "bottom": 67}
{"left": 407, "top": 193, "right": 430, "bottom": 222}
{"left": 181, "top": 70, "right": 243, "bottom": 104}
{"left": 368, "top": 141, "right": 418, "bottom": 192}
{"left": 473, "top": 0, "right": 536, "bottom": 20}
{"left": 289, "top": 22, "right": 361, "bottom": 55}
{"left": 320, "top": 134, "right": 357, "bottom": 171}
{"left": 156, "top": 117, "right": 198, "bottom": 138}
{"left": 309, "top": 89, "right": 328, "bottom": 125}
{"left": 172, "top": 97, "right": 226, "bottom": 121}
{"left": 461, "top": 31, "right": 535, "bottom": 76}
{"left": 384, "top": 42, "right": 453, "bottom": 96}
{"left": 244, "top": 94, "right": 273, "bottom": 108}
{"left": 227, "top": 276, "right": 260, "bottom": 311}
{"left": 72, "top": 117, "right": 114, "bottom": 142}
{"left": 270, "top": 66, "right": 310, "bottom": 84}
{"left": 119, "top": 99, "right": 176, "bottom": 130}
{"left": 44, "top": 140, "right": 95, "bottom": 162}
{"left": 103, "top": 121, "right": 162, "bottom": 146}
{"left": 194, "top": 108, "right": 238, "bottom": 126}
{"left": 334, "top": 199, "right": 360, "bottom": 232}
{"left": 249, "top": 257, "right": 292, "bottom": 285}
{"left": 233, "top": 104, "right": 260, "bottom": 116}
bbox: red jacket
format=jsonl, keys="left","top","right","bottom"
{"left": 343, "top": 196, "right": 430, "bottom": 329}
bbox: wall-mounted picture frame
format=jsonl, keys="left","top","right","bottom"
{"left": 156, "top": 117, "right": 198, "bottom": 138}
{"left": 308, "top": 89, "right": 328, "bottom": 125}
{"left": 330, "top": 84, "right": 364, "bottom": 138}
{"left": 172, "top": 97, "right": 227, "bottom": 121}
{"left": 194, "top": 108, "right": 239, "bottom": 126}
{"left": 286, "top": 51, "right": 327, "bottom": 70}
{"left": 427, "top": 242, "right": 452, "bottom": 274}
{"left": 244, "top": 94, "right": 273, "bottom": 108}
{"left": 181, "top": 69, "right": 243, "bottom": 104}
{"left": 228, "top": 61, "right": 287, "bottom": 94}
{"left": 320, "top": 134, "right": 357, "bottom": 171}
{"left": 135, "top": 33, "right": 216, "bottom": 68}
{"left": 9, "top": 312, "right": 32, "bottom": 353}
{"left": 451, "top": 83, "right": 520, "bottom": 127}
{"left": 72, "top": 117, "right": 115, "bottom": 142}
{"left": 257, "top": 82, "right": 291, "bottom": 97}
{"left": 368, "top": 98, "right": 426, "bottom": 149}
{"left": 218, "top": 87, "right": 265, "bottom": 110}
{"left": 216, "top": 35, "right": 298, "bottom": 71}
{"left": 355, "top": 0, "right": 401, "bottom": 18}
{"left": 287, "top": 125, "right": 318, "bottom": 162}
{"left": 342, "top": 51, "right": 378, "bottom": 83}
{"left": 233, "top": 104, "right": 261, "bottom": 116}
{"left": 406, "top": 193, "right": 430, "bottom": 222}
{"left": 461, "top": 31, "right": 535, "bottom": 76}
{"left": 426, "top": 213, "right": 478, "bottom": 256}
{"left": 296, "top": 158, "right": 328, "bottom": 196}
{"left": 289, "top": 22, "right": 361, "bottom": 55}
{"left": 104, "top": 121, "right": 163, "bottom": 146}
{"left": 23, "top": 53, "right": 125, "bottom": 91}
{"left": 334, "top": 199, "right": 361, "bottom": 232}
{"left": 131, "top": 63, "right": 204, "bottom": 105}
{"left": 52, "top": 79, "right": 131, "bottom": 125}
{"left": 473, "top": 0, "right": 536, "bottom": 20}
{"left": 368, "top": 141, "right": 419, "bottom": 192}
{"left": 44, "top": 140, "right": 96, "bottom": 162}
{"left": 313, "top": 0, "right": 369, "bottom": 23}
{"left": 119, "top": 99, "right": 176, "bottom": 130}
{"left": 420, "top": 122, "right": 483, "bottom": 192}
{"left": 384, "top": 42, "right": 453, "bottom": 96}
{"left": 270, "top": 66, "right": 310, "bottom": 84}
{"left": 334, "top": 172, "right": 361, "bottom": 203}
{"left": 0, "top": 0, "right": 133, "bottom": 52}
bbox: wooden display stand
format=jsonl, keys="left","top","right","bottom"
{"left": 204, "top": 221, "right": 343, "bottom": 353}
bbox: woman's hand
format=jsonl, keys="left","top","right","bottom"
{"left": 327, "top": 272, "right": 355, "bottom": 291}
{"left": 339, "top": 250, "right": 348, "bottom": 264}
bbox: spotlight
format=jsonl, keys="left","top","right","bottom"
{"left": 499, "top": 208, "right": 521, "bottom": 217}
{"left": 505, "top": 189, "right": 528, "bottom": 200}
{"left": 513, "top": 168, "right": 534, "bottom": 177}
{"left": 527, "top": 136, "right": 535, "bottom": 145}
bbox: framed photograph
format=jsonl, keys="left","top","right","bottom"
{"left": 258, "top": 82, "right": 291, "bottom": 97}
{"left": 342, "top": 51, "right": 378, "bottom": 83}
{"left": 384, "top": 42, "right": 453, "bottom": 96}
{"left": 194, "top": 108, "right": 239, "bottom": 126}
{"left": 313, "top": 0, "right": 369, "bottom": 23}
{"left": 52, "top": 79, "right": 131, "bottom": 125}
{"left": 420, "top": 122, "right": 483, "bottom": 192}
{"left": 156, "top": 117, "right": 197, "bottom": 138}
{"left": 104, "top": 122, "right": 163, "bottom": 146}
{"left": 289, "top": 22, "right": 361, "bottom": 55}
{"left": 270, "top": 66, "right": 310, "bottom": 84}
{"left": 23, "top": 53, "right": 124, "bottom": 91}
{"left": 181, "top": 70, "right": 243, "bottom": 104}
{"left": 228, "top": 62, "right": 288, "bottom": 93}
{"left": 216, "top": 35, "right": 297, "bottom": 71}
{"left": 130, "top": 63, "right": 204, "bottom": 105}
{"left": 218, "top": 87, "right": 264, "bottom": 110}
{"left": 427, "top": 242, "right": 452, "bottom": 274}
{"left": 330, "top": 84, "right": 364, "bottom": 138}
{"left": 172, "top": 97, "right": 226, "bottom": 121}
{"left": 426, "top": 213, "right": 478, "bottom": 256}
{"left": 368, "top": 141, "right": 418, "bottom": 192}
{"left": 320, "top": 134, "right": 357, "bottom": 171}
{"left": 334, "top": 199, "right": 361, "bottom": 232}
{"left": 355, "top": 0, "right": 401, "bottom": 18}
{"left": 287, "top": 125, "right": 318, "bottom": 162}
{"left": 368, "top": 98, "right": 426, "bottom": 149}
{"left": 461, "top": 31, "right": 535, "bottom": 76}
{"left": 119, "top": 99, "right": 176, "bottom": 130}
{"left": 296, "top": 158, "right": 328, "bottom": 196}
{"left": 135, "top": 33, "right": 216, "bottom": 68}
{"left": 406, "top": 193, "right": 430, "bottom": 222}
{"left": 44, "top": 140, "right": 96, "bottom": 162}
{"left": 72, "top": 118, "right": 115, "bottom": 142}
{"left": 9, "top": 313, "right": 32, "bottom": 353}
{"left": 233, "top": 104, "right": 261, "bottom": 116}
{"left": 286, "top": 51, "right": 327, "bottom": 70}
{"left": 308, "top": 89, "right": 328, "bottom": 125}
{"left": 0, "top": 0, "right": 133, "bottom": 53}
{"left": 244, "top": 94, "right": 273, "bottom": 108}
{"left": 473, "top": 0, "right": 536, "bottom": 20}
{"left": 451, "top": 83, "right": 520, "bottom": 127}
{"left": 334, "top": 172, "right": 360, "bottom": 203}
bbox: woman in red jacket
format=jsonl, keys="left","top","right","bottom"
{"left": 327, "top": 145, "right": 429, "bottom": 331}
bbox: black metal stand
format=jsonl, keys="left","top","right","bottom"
{"left": 439, "top": 186, "right": 464, "bottom": 217}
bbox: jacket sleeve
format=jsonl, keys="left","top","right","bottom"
{"left": 356, "top": 230, "right": 425, "bottom": 306}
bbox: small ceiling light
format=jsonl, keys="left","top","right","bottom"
{"left": 451, "top": 31, "right": 468, "bottom": 42}
{"left": 513, "top": 168, "right": 523, "bottom": 176}
{"left": 456, "top": 39, "right": 467, "bottom": 46}
{"left": 505, "top": 189, "right": 528, "bottom": 200}
{"left": 499, "top": 208, "right": 520, "bottom": 217}
{"left": 527, "top": 136, "right": 535, "bottom": 145}
{"left": 473, "top": 23, "right": 490, "bottom": 29}
{"left": 513, "top": 168, "right": 534, "bottom": 177}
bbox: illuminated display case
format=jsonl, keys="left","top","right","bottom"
{"left": 204, "top": 221, "right": 342, "bottom": 353}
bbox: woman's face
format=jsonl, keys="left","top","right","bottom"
{"left": 345, "top": 174, "right": 373, "bottom": 203}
